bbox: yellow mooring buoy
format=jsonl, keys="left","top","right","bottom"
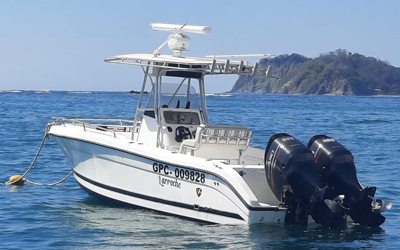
{"left": 8, "top": 175, "right": 26, "bottom": 185}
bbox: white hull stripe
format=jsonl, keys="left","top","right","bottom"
{"left": 74, "top": 170, "right": 245, "bottom": 221}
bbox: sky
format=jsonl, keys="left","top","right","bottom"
{"left": 1, "top": 1, "right": 400, "bottom": 93}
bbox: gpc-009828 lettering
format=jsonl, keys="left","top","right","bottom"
{"left": 153, "top": 162, "right": 205, "bottom": 183}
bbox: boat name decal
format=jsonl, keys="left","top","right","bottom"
{"left": 153, "top": 162, "right": 205, "bottom": 183}
{"left": 158, "top": 176, "right": 181, "bottom": 188}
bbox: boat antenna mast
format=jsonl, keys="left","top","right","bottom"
{"left": 150, "top": 23, "right": 212, "bottom": 57}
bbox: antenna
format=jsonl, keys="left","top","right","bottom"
{"left": 150, "top": 23, "right": 212, "bottom": 57}
{"left": 150, "top": 23, "right": 212, "bottom": 34}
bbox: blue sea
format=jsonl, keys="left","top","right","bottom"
{"left": 1, "top": 91, "right": 399, "bottom": 249}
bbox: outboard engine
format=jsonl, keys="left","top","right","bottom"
{"left": 265, "top": 133, "right": 347, "bottom": 228}
{"left": 308, "top": 135, "right": 392, "bottom": 227}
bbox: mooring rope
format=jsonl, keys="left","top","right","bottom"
{"left": 5, "top": 122, "right": 73, "bottom": 186}
{"left": 25, "top": 170, "right": 73, "bottom": 186}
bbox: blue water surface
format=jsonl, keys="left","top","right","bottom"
{"left": 1, "top": 91, "right": 399, "bottom": 249}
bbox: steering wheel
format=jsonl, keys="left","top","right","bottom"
{"left": 175, "top": 126, "right": 192, "bottom": 142}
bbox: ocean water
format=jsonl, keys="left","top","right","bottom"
{"left": 1, "top": 91, "right": 399, "bottom": 249}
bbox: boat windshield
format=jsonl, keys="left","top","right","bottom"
{"left": 146, "top": 82, "right": 201, "bottom": 109}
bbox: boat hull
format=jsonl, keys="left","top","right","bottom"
{"left": 51, "top": 133, "right": 285, "bottom": 224}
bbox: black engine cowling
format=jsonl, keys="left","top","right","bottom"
{"left": 265, "top": 133, "right": 347, "bottom": 227}
{"left": 265, "top": 133, "right": 321, "bottom": 203}
{"left": 307, "top": 135, "right": 387, "bottom": 227}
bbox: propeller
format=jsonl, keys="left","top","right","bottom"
{"left": 370, "top": 197, "right": 393, "bottom": 213}
{"left": 324, "top": 195, "right": 350, "bottom": 214}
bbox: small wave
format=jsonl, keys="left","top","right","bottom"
{"left": 35, "top": 89, "right": 50, "bottom": 94}
{"left": 0, "top": 90, "right": 22, "bottom": 93}
{"left": 68, "top": 91, "right": 92, "bottom": 94}
{"left": 358, "top": 118, "right": 390, "bottom": 124}
{"left": 373, "top": 95, "right": 400, "bottom": 98}
{"left": 345, "top": 117, "right": 390, "bottom": 124}
{"left": 205, "top": 93, "right": 232, "bottom": 97}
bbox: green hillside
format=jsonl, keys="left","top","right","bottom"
{"left": 231, "top": 49, "right": 400, "bottom": 95}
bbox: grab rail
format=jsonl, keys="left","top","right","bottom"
{"left": 52, "top": 117, "right": 137, "bottom": 138}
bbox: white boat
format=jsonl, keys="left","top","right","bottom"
{"left": 47, "top": 23, "right": 391, "bottom": 227}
